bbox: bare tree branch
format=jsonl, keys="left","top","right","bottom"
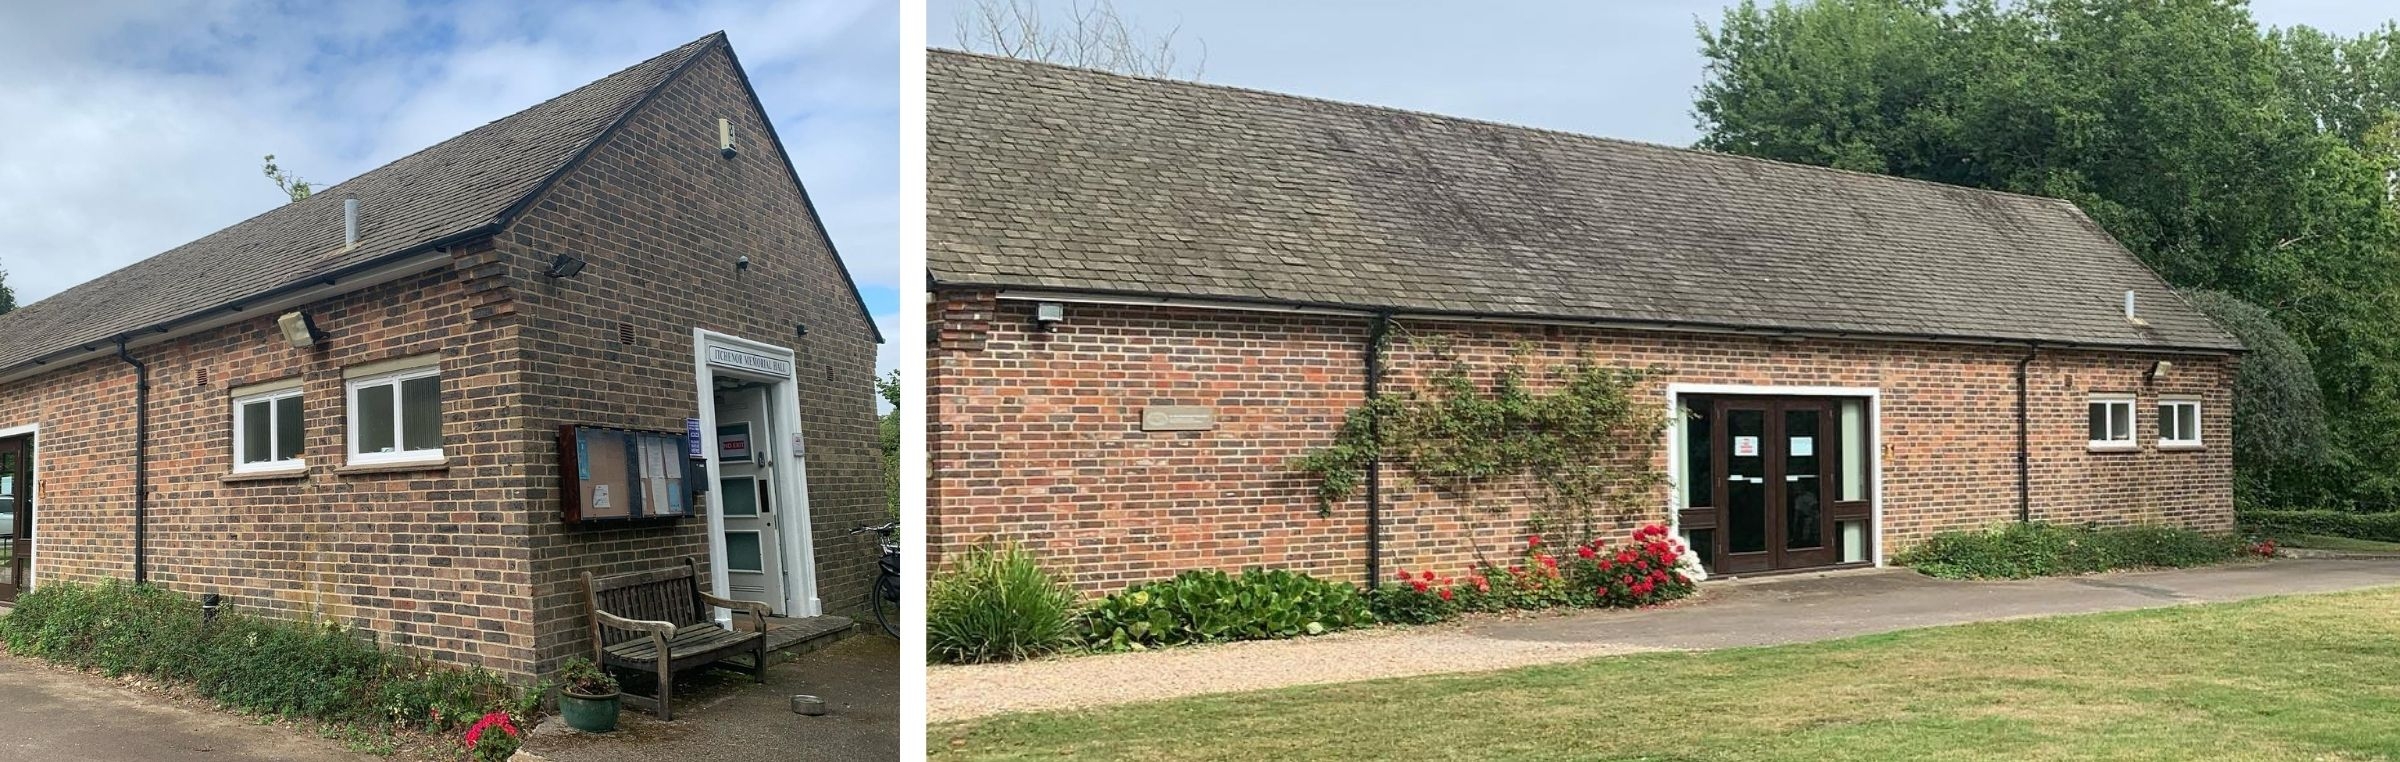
{"left": 955, "top": 0, "right": 1204, "bottom": 78}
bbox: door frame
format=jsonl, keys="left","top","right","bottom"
{"left": 0, "top": 423, "right": 35, "bottom": 597}
{"left": 1665, "top": 384, "right": 1882, "bottom": 568}
{"left": 692, "top": 330, "right": 818, "bottom": 624}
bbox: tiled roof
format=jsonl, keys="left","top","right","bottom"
{"left": 0, "top": 33, "right": 724, "bottom": 370}
{"left": 927, "top": 50, "right": 2240, "bottom": 352}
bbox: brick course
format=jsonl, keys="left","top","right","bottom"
{"left": 928, "top": 295, "right": 2235, "bottom": 594}
{"left": 0, "top": 43, "right": 881, "bottom": 681}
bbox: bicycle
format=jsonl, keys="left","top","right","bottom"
{"left": 852, "top": 522, "right": 899, "bottom": 637}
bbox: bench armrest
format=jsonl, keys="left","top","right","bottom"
{"left": 593, "top": 609, "right": 677, "bottom": 638}
{"left": 696, "top": 590, "right": 772, "bottom": 632}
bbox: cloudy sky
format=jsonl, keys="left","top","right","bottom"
{"left": 0, "top": 1, "right": 899, "bottom": 377}
{"left": 931, "top": 0, "right": 2396, "bottom": 147}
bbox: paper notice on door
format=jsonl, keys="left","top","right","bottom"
{"left": 591, "top": 484, "right": 612, "bottom": 510}
{"left": 1790, "top": 437, "right": 1815, "bottom": 457}
{"left": 1734, "top": 436, "right": 1760, "bottom": 457}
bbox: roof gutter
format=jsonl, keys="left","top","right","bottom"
{"left": 0, "top": 226, "right": 492, "bottom": 386}
{"left": 973, "top": 286, "right": 2245, "bottom": 357}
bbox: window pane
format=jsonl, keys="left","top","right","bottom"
{"left": 357, "top": 384, "right": 396, "bottom": 453}
{"left": 2089, "top": 403, "right": 2108, "bottom": 441}
{"left": 721, "top": 478, "right": 759, "bottom": 516}
{"left": 2180, "top": 405, "right": 2199, "bottom": 442}
{"left": 2157, "top": 404, "right": 2175, "bottom": 440}
{"left": 1727, "top": 409, "right": 1766, "bottom": 554}
{"left": 2110, "top": 403, "right": 2132, "bottom": 440}
{"left": 725, "top": 532, "right": 764, "bottom": 573}
{"left": 1682, "top": 404, "right": 1711, "bottom": 509}
{"left": 1785, "top": 408, "right": 1822, "bottom": 551}
{"left": 240, "top": 400, "right": 272, "bottom": 463}
{"left": 1840, "top": 400, "right": 1866, "bottom": 502}
{"left": 400, "top": 375, "right": 441, "bottom": 452}
{"left": 274, "top": 396, "right": 303, "bottom": 461}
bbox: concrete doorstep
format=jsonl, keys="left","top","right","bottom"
{"left": 524, "top": 628, "right": 899, "bottom": 762}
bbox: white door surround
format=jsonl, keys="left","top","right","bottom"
{"left": 692, "top": 330, "right": 818, "bottom": 622}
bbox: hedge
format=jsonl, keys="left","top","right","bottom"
{"left": 2240, "top": 510, "right": 2400, "bottom": 543}
{"left": 1894, "top": 522, "right": 2250, "bottom": 579}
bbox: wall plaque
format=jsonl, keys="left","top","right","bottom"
{"left": 1142, "top": 405, "right": 1216, "bottom": 432}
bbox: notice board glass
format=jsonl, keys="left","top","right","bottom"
{"left": 559, "top": 425, "right": 699, "bottom": 524}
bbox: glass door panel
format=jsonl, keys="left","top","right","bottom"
{"left": 1784, "top": 408, "right": 1823, "bottom": 551}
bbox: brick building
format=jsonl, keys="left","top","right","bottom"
{"left": 926, "top": 51, "right": 2241, "bottom": 593}
{"left": 0, "top": 34, "right": 885, "bottom": 680}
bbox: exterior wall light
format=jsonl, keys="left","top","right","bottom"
{"left": 545, "top": 253, "right": 588, "bottom": 279}
{"left": 2150, "top": 360, "right": 2174, "bottom": 383}
{"left": 277, "top": 311, "right": 320, "bottom": 349}
{"left": 1034, "top": 301, "right": 1066, "bottom": 332}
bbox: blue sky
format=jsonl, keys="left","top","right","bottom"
{"left": 931, "top": 0, "right": 2397, "bottom": 148}
{"left": 0, "top": 0, "right": 899, "bottom": 378}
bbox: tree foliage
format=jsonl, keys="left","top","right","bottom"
{"left": 262, "top": 154, "right": 311, "bottom": 203}
{"left": 878, "top": 370, "right": 900, "bottom": 518}
{"left": 953, "top": 0, "right": 1204, "bottom": 78}
{"left": 1697, "top": 0, "right": 2400, "bottom": 509}
{"left": 2181, "top": 290, "right": 2329, "bottom": 506}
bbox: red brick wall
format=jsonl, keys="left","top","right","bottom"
{"left": 501, "top": 44, "right": 884, "bottom": 675}
{"left": 927, "top": 295, "right": 2236, "bottom": 593}
{"left": 0, "top": 250, "right": 542, "bottom": 675}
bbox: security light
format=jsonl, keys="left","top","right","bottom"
{"left": 1034, "top": 301, "right": 1066, "bottom": 331}
{"left": 545, "top": 253, "right": 587, "bottom": 279}
{"left": 276, "top": 311, "right": 319, "bottom": 349}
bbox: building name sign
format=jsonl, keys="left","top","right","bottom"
{"left": 1142, "top": 405, "right": 1216, "bottom": 432}
{"left": 707, "top": 346, "right": 793, "bottom": 377}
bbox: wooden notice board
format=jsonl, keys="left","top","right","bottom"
{"left": 560, "top": 425, "right": 700, "bottom": 524}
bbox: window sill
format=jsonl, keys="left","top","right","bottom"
{"left": 334, "top": 458, "right": 453, "bottom": 476}
{"left": 2157, "top": 442, "right": 2206, "bottom": 451}
{"left": 221, "top": 466, "right": 308, "bottom": 483}
{"left": 2087, "top": 443, "right": 2140, "bottom": 454}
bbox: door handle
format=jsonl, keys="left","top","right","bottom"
{"left": 1786, "top": 475, "right": 1815, "bottom": 482}
{"left": 1729, "top": 476, "right": 1762, "bottom": 484}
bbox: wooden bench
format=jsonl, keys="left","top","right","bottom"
{"left": 583, "top": 558, "right": 769, "bottom": 720}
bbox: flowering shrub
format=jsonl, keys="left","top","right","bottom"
{"left": 462, "top": 711, "right": 520, "bottom": 761}
{"left": 1369, "top": 568, "right": 1459, "bottom": 624}
{"left": 2250, "top": 538, "right": 2278, "bottom": 557}
{"left": 1565, "top": 525, "right": 1699, "bottom": 607}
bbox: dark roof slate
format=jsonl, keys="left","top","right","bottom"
{"left": 926, "top": 50, "right": 2240, "bottom": 352}
{"left": 0, "top": 34, "right": 723, "bottom": 370}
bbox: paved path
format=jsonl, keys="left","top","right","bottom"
{"left": 928, "top": 558, "right": 2400, "bottom": 723}
{"left": 528, "top": 633, "right": 899, "bottom": 762}
{"left": 0, "top": 653, "right": 371, "bottom": 761}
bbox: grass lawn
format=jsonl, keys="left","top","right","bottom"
{"left": 932, "top": 588, "right": 2400, "bottom": 760}
{"left": 2276, "top": 533, "right": 2400, "bottom": 553}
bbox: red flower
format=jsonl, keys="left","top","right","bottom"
{"left": 1673, "top": 573, "right": 1690, "bottom": 585}
{"left": 464, "top": 711, "right": 518, "bottom": 748}
{"left": 1411, "top": 579, "right": 1430, "bottom": 593}
{"left": 1616, "top": 550, "right": 1637, "bottom": 565}
{"left": 1538, "top": 554, "right": 1558, "bottom": 569}
{"left": 1472, "top": 576, "right": 1491, "bottom": 592}
{"left": 1528, "top": 534, "right": 1543, "bottom": 547}
{"left": 1438, "top": 588, "right": 1454, "bottom": 601}
{"left": 1577, "top": 546, "right": 1597, "bottom": 560}
{"left": 1422, "top": 569, "right": 1436, "bottom": 582}
{"left": 1397, "top": 569, "right": 1412, "bottom": 582}
{"left": 1619, "top": 575, "right": 1634, "bottom": 586}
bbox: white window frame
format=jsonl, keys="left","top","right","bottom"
{"left": 345, "top": 365, "right": 443, "bottom": 466}
{"left": 230, "top": 386, "right": 306, "bottom": 473}
{"left": 2159, "top": 397, "right": 2202, "bottom": 448}
{"left": 2088, "top": 394, "right": 2137, "bottom": 450}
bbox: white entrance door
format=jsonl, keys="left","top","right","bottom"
{"left": 715, "top": 384, "right": 786, "bottom": 615}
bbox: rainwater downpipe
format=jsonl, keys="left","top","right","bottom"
{"left": 2016, "top": 345, "right": 2037, "bottom": 524}
{"left": 115, "top": 337, "right": 150, "bottom": 585}
{"left": 1364, "top": 312, "right": 1391, "bottom": 589}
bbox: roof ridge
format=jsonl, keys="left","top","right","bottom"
{"left": 928, "top": 47, "right": 2091, "bottom": 212}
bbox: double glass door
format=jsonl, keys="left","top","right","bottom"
{"left": 0, "top": 435, "right": 31, "bottom": 602}
{"left": 1681, "top": 397, "right": 1865, "bottom": 574}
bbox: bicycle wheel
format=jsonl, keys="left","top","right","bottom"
{"left": 872, "top": 573, "right": 899, "bottom": 637}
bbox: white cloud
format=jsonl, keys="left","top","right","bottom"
{"left": 0, "top": 0, "right": 897, "bottom": 309}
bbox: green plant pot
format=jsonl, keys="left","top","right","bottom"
{"left": 560, "top": 689, "right": 621, "bottom": 733}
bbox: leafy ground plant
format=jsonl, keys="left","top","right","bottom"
{"left": 0, "top": 580, "right": 533, "bottom": 750}
{"left": 1894, "top": 522, "right": 2252, "bottom": 579}
{"left": 928, "top": 543, "right": 1081, "bottom": 664}
{"left": 1082, "top": 569, "right": 1372, "bottom": 650}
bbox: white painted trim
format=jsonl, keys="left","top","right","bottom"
{"left": 2086, "top": 394, "right": 2138, "bottom": 449}
{"left": 1663, "top": 383, "right": 1886, "bottom": 568}
{"left": 2157, "top": 397, "right": 2202, "bottom": 447}
{"left": 230, "top": 387, "right": 306, "bottom": 474}
{"left": 344, "top": 365, "right": 443, "bottom": 466}
{"left": 3, "top": 424, "right": 34, "bottom": 591}
{"left": 692, "top": 328, "right": 818, "bottom": 624}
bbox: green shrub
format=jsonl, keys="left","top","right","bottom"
{"left": 1083, "top": 569, "right": 1373, "bottom": 650}
{"left": 1895, "top": 523, "right": 2249, "bottom": 579}
{"left": 0, "top": 580, "right": 523, "bottom": 735}
{"left": 2240, "top": 509, "right": 2400, "bottom": 543}
{"left": 928, "top": 543, "right": 1081, "bottom": 664}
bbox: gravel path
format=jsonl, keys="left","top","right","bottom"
{"left": 926, "top": 623, "right": 1656, "bottom": 723}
